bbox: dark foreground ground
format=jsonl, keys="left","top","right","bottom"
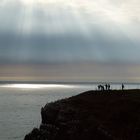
{"left": 24, "top": 90, "right": 140, "bottom": 140}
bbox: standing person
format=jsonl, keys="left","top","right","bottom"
{"left": 122, "top": 83, "right": 124, "bottom": 90}
{"left": 105, "top": 84, "right": 108, "bottom": 90}
{"left": 108, "top": 84, "right": 110, "bottom": 90}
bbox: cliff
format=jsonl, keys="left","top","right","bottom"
{"left": 24, "top": 90, "right": 140, "bottom": 140}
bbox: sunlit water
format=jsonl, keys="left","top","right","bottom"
{"left": 0, "top": 83, "right": 139, "bottom": 140}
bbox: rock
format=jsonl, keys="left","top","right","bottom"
{"left": 41, "top": 106, "right": 59, "bottom": 124}
{"left": 24, "top": 90, "right": 140, "bottom": 140}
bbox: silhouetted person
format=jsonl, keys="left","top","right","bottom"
{"left": 108, "top": 84, "right": 110, "bottom": 90}
{"left": 101, "top": 85, "right": 104, "bottom": 91}
{"left": 98, "top": 85, "right": 104, "bottom": 91}
{"left": 122, "top": 84, "right": 124, "bottom": 90}
{"left": 98, "top": 85, "right": 101, "bottom": 91}
{"left": 105, "top": 84, "right": 108, "bottom": 90}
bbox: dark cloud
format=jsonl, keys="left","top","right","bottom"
{"left": 0, "top": 27, "right": 139, "bottom": 64}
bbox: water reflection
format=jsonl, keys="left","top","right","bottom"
{"left": 0, "top": 84, "right": 75, "bottom": 89}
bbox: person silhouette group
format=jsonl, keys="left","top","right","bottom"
{"left": 97, "top": 83, "right": 125, "bottom": 91}
{"left": 98, "top": 83, "right": 111, "bottom": 91}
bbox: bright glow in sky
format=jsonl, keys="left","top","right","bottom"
{"left": 0, "top": 0, "right": 140, "bottom": 82}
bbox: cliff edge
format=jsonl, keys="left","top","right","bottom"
{"left": 24, "top": 90, "right": 140, "bottom": 140}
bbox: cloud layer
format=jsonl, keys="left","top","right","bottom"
{"left": 0, "top": 0, "right": 140, "bottom": 81}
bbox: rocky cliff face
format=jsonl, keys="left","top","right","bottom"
{"left": 24, "top": 90, "right": 140, "bottom": 140}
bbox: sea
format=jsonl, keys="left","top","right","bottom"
{"left": 0, "top": 82, "right": 139, "bottom": 140}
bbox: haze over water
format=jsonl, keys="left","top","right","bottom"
{"left": 0, "top": 82, "right": 139, "bottom": 140}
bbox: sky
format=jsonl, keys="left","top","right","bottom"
{"left": 0, "top": 0, "right": 140, "bottom": 82}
